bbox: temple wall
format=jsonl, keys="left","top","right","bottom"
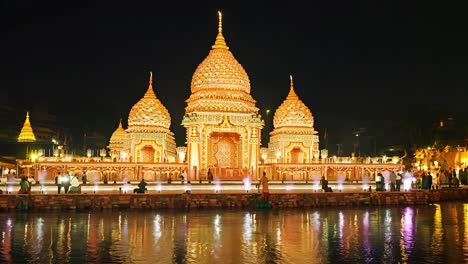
{"left": 3, "top": 189, "right": 467, "bottom": 211}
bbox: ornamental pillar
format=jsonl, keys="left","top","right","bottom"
{"left": 186, "top": 126, "right": 200, "bottom": 181}
{"left": 249, "top": 127, "right": 260, "bottom": 180}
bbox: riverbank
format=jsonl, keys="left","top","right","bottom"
{"left": 2, "top": 188, "right": 468, "bottom": 211}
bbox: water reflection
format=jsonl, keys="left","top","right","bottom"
{"left": 0, "top": 202, "right": 467, "bottom": 263}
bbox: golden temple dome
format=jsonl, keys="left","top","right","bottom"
{"left": 273, "top": 76, "right": 314, "bottom": 129}
{"left": 186, "top": 11, "right": 258, "bottom": 113}
{"left": 109, "top": 119, "right": 127, "bottom": 148}
{"left": 18, "top": 111, "right": 36, "bottom": 142}
{"left": 127, "top": 72, "right": 172, "bottom": 133}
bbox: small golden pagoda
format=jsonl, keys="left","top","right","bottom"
{"left": 182, "top": 11, "right": 263, "bottom": 180}
{"left": 120, "top": 72, "right": 176, "bottom": 163}
{"left": 107, "top": 119, "right": 127, "bottom": 161}
{"left": 18, "top": 111, "right": 36, "bottom": 142}
{"left": 267, "top": 76, "right": 319, "bottom": 163}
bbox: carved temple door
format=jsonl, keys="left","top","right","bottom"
{"left": 290, "top": 147, "right": 302, "bottom": 163}
{"left": 141, "top": 145, "right": 155, "bottom": 163}
{"left": 210, "top": 132, "right": 240, "bottom": 178}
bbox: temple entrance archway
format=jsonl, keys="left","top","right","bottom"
{"left": 290, "top": 147, "right": 302, "bottom": 163}
{"left": 208, "top": 132, "right": 242, "bottom": 179}
{"left": 141, "top": 145, "right": 155, "bottom": 163}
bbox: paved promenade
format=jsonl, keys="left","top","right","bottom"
{"left": 1, "top": 179, "right": 464, "bottom": 195}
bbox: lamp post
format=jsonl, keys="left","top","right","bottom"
{"left": 264, "top": 109, "right": 270, "bottom": 146}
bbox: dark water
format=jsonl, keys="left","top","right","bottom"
{"left": 0, "top": 202, "right": 467, "bottom": 264}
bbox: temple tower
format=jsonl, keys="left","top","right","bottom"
{"left": 122, "top": 72, "right": 177, "bottom": 163}
{"left": 108, "top": 119, "right": 127, "bottom": 161}
{"left": 182, "top": 12, "right": 263, "bottom": 180}
{"left": 18, "top": 111, "right": 37, "bottom": 143}
{"left": 268, "top": 76, "right": 319, "bottom": 163}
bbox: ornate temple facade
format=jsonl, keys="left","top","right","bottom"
{"left": 29, "top": 12, "right": 403, "bottom": 183}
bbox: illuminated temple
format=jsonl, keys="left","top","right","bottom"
{"left": 30, "top": 12, "right": 402, "bottom": 183}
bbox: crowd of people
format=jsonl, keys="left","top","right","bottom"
{"left": 373, "top": 167, "right": 466, "bottom": 192}
{"left": 54, "top": 172, "right": 81, "bottom": 194}
{"left": 12, "top": 166, "right": 466, "bottom": 195}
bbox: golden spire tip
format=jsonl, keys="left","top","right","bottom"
{"left": 287, "top": 75, "right": 298, "bottom": 99}
{"left": 218, "top": 11, "right": 222, "bottom": 33}
{"left": 212, "top": 10, "right": 228, "bottom": 49}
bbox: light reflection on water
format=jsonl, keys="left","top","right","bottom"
{"left": 0, "top": 202, "right": 467, "bottom": 263}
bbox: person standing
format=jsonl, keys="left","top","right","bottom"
{"left": 18, "top": 175, "right": 30, "bottom": 194}
{"left": 207, "top": 169, "right": 213, "bottom": 184}
{"left": 259, "top": 171, "right": 270, "bottom": 201}
{"left": 375, "top": 173, "right": 383, "bottom": 191}
{"left": 179, "top": 170, "right": 187, "bottom": 184}
{"left": 62, "top": 173, "right": 71, "bottom": 194}
{"left": 448, "top": 168, "right": 453, "bottom": 188}
{"left": 396, "top": 173, "right": 402, "bottom": 192}
{"left": 389, "top": 171, "right": 397, "bottom": 191}
{"left": 55, "top": 172, "right": 62, "bottom": 194}
{"left": 69, "top": 174, "right": 81, "bottom": 193}
{"left": 427, "top": 171, "right": 433, "bottom": 190}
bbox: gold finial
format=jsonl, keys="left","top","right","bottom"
{"left": 218, "top": 11, "right": 222, "bottom": 33}
{"left": 149, "top": 71, "right": 153, "bottom": 87}
{"left": 144, "top": 71, "right": 156, "bottom": 98}
{"left": 212, "top": 11, "right": 229, "bottom": 50}
{"left": 287, "top": 75, "right": 298, "bottom": 99}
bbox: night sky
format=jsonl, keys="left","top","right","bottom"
{"left": 1, "top": 1, "right": 467, "bottom": 154}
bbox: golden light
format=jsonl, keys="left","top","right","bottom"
{"left": 275, "top": 151, "right": 282, "bottom": 163}
{"left": 30, "top": 153, "right": 38, "bottom": 162}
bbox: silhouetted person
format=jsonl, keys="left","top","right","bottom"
{"left": 320, "top": 176, "right": 332, "bottom": 192}
{"left": 427, "top": 172, "right": 433, "bottom": 190}
{"left": 55, "top": 172, "right": 62, "bottom": 194}
{"left": 134, "top": 179, "right": 147, "bottom": 193}
{"left": 207, "top": 169, "right": 213, "bottom": 184}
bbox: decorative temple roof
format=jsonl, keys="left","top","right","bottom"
{"left": 186, "top": 11, "right": 258, "bottom": 113}
{"left": 18, "top": 111, "right": 36, "bottom": 142}
{"left": 127, "top": 72, "right": 172, "bottom": 133}
{"left": 272, "top": 76, "right": 314, "bottom": 130}
{"left": 108, "top": 119, "right": 127, "bottom": 149}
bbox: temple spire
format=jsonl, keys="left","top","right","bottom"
{"left": 287, "top": 75, "right": 298, "bottom": 99}
{"left": 149, "top": 71, "right": 153, "bottom": 87}
{"left": 18, "top": 111, "right": 36, "bottom": 142}
{"left": 212, "top": 11, "right": 229, "bottom": 50}
{"left": 143, "top": 71, "right": 156, "bottom": 98}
